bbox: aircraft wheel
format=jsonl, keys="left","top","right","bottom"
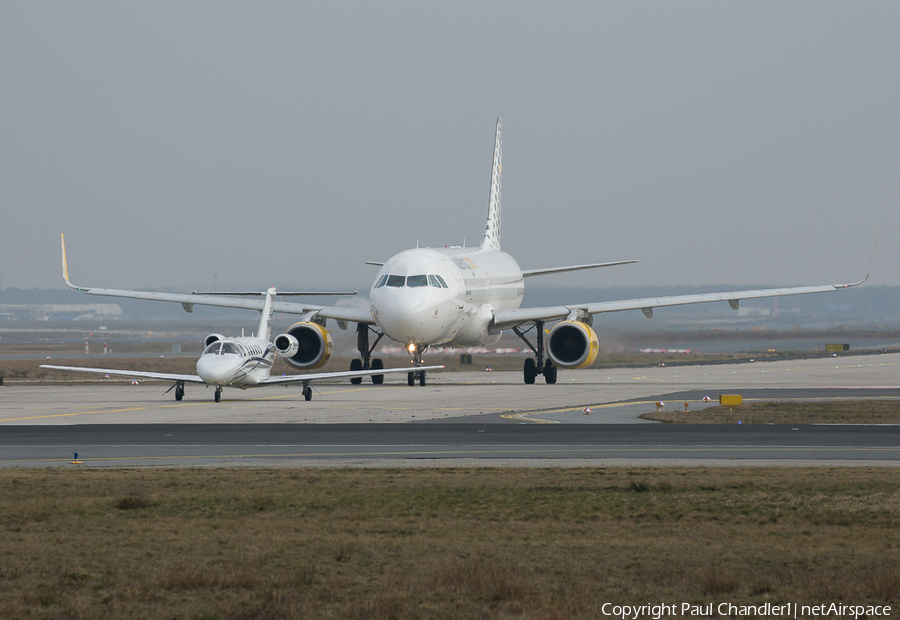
{"left": 214, "top": 388, "right": 222, "bottom": 403}
{"left": 175, "top": 384, "right": 184, "bottom": 401}
{"left": 524, "top": 358, "right": 536, "bottom": 384}
{"left": 350, "top": 358, "right": 363, "bottom": 385}
{"left": 303, "top": 387, "right": 312, "bottom": 401}
{"left": 371, "top": 358, "right": 384, "bottom": 384}
{"left": 544, "top": 362, "right": 557, "bottom": 385}
{"left": 419, "top": 370, "right": 426, "bottom": 387}
{"left": 408, "top": 371, "right": 415, "bottom": 387}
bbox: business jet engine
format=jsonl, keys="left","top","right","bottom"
{"left": 204, "top": 333, "right": 225, "bottom": 347}
{"left": 546, "top": 320, "right": 599, "bottom": 369}
{"left": 275, "top": 322, "right": 333, "bottom": 369}
{"left": 272, "top": 333, "right": 299, "bottom": 358}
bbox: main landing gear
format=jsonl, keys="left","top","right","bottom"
{"left": 302, "top": 384, "right": 313, "bottom": 401}
{"left": 214, "top": 386, "right": 223, "bottom": 403}
{"left": 513, "top": 321, "right": 557, "bottom": 385}
{"left": 174, "top": 381, "right": 185, "bottom": 401}
{"left": 350, "top": 324, "right": 385, "bottom": 385}
{"left": 407, "top": 344, "right": 428, "bottom": 387}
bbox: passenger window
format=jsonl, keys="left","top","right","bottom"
{"left": 386, "top": 275, "right": 406, "bottom": 287}
{"left": 435, "top": 275, "right": 449, "bottom": 288}
{"left": 406, "top": 274, "right": 428, "bottom": 287}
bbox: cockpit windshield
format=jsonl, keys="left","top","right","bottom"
{"left": 202, "top": 341, "right": 241, "bottom": 356}
{"left": 221, "top": 342, "right": 241, "bottom": 355}
{"left": 377, "top": 274, "right": 449, "bottom": 289}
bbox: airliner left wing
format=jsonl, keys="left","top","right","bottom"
{"left": 490, "top": 279, "right": 868, "bottom": 331}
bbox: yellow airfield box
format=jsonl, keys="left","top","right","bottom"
{"left": 719, "top": 394, "right": 743, "bottom": 406}
{"left": 825, "top": 344, "right": 850, "bottom": 352}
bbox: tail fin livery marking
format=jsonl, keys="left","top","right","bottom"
{"left": 481, "top": 117, "right": 503, "bottom": 250}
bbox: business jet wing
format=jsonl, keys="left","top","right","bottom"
{"left": 258, "top": 364, "right": 445, "bottom": 385}
{"left": 490, "top": 279, "right": 867, "bottom": 331}
{"left": 59, "top": 234, "right": 376, "bottom": 325}
{"left": 40, "top": 365, "right": 206, "bottom": 383}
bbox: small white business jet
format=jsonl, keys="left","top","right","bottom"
{"left": 59, "top": 118, "right": 870, "bottom": 386}
{"left": 41, "top": 287, "right": 443, "bottom": 402}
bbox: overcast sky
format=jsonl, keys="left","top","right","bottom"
{"left": 2, "top": 2, "right": 898, "bottom": 293}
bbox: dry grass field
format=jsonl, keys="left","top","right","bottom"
{"left": 1, "top": 467, "right": 898, "bottom": 619}
{"left": 642, "top": 400, "right": 900, "bottom": 424}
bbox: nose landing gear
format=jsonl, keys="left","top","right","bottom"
{"left": 407, "top": 344, "right": 428, "bottom": 387}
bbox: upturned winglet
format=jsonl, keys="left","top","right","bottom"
{"left": 60, "top": 233, "right": 86, "bottom": 291}
{"left": 835, "top": 229, "right": 879, "bottom": 289}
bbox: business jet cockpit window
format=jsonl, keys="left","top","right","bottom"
{"left": 221, "top": 342, "right": 241, "bottom": 355}
{"left": 202, "top": 342, "right": 242, "bottom": 356}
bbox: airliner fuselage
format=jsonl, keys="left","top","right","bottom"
{"left": 370, "top": 246, "right": 524, "bottom": 347}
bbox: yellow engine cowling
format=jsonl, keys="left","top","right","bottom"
{"left": 280, "top": 322, "right": 332, "bottom": 370}
{"left": 547, "top": 321, "right": 599, "bottom": 369}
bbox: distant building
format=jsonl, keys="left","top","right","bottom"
{"left": 0, "top": 303, "right": 124, "bottom": 321}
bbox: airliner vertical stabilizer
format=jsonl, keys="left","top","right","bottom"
{"left": 481, "top": 117, "right": 503, "bottom": 250}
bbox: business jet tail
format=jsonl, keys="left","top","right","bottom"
{"left": 481, "top": 117, "right": 502, "bottom": 251}
{"left": 257, "top": 287, "right": 277, "bottom": 341}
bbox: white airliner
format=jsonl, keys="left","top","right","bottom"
{"left": 41, "top": 287, "right": 442, "bottom": 402}
{"left": 59, "top": 118, "right": 870, "bottom": 386}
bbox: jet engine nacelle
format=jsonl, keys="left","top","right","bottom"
{"left": 272, "top": 333, "right": 299, "bottom": 358}
{"left": 547, "top": 320, "right": 599, "bottom": 369}
{"left": 204, "top": 333, "right": 225, "bottom": 347}
{"left": 280, "top": 322, "right": 333, "bottom": 369}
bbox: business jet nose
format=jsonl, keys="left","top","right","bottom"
{"left": 196, "top": 356, "right": 239, "bottom": 385}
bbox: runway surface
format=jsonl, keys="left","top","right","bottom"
{"left": 1, "top": 423, "right": 898, "bottom": 467}
{"left": 2, "top": 353, "right": 898, "bottom": 466}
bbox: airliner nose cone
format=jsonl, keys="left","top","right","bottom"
{"left": 376, "top": 291, "right": 445, "bottom": 344}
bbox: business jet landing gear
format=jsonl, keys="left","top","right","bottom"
{"left": 352, "top": 324, "right": 385, "bottom": 385}
{"left": 214, "top": 386, "right": 222, "bottom": 403}
{"left": 407, "top": 344, "right": 428, "bottom": 387}
{"left": 513, "top": 321, "right": 556, "bottom": 385}
{"left": 174, "top": 381, "right": 185, "bottom": 401}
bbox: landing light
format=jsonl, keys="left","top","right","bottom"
{"left": 408, "top": 343, "right": 417, "bottom": 354}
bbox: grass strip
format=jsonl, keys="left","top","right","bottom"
{"left": 642, "top": 400, "right": 900, "bottom": 424}
{"left": 1, "top": 466, "right": 898, "bottom": 618}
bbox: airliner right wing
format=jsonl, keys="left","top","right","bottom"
{"left": 490, "top": 279, "right": 867, "bottom": 331}
{"left": 59, "top": 234, "right": 376, "bottom": 325}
